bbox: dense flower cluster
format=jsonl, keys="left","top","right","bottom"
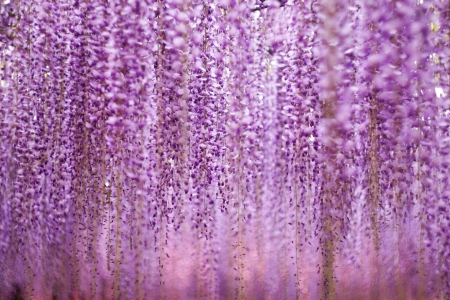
{"left": 1, "top": 0, "right": 449, "bottom": 299}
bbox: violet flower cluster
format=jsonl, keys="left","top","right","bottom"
{"left": 0, "top": 0, "right": 449, "bottom": 299}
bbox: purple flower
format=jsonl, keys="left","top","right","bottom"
{"left": 0, "top": 0, "right": 449, "bottom": 299}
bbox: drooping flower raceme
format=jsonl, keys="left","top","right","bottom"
{"left": 0, "top": 0, "right": 449, "bottom": 299}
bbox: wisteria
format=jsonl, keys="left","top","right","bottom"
{"left": 0, "top": 0, "right": 449, "bottom": 299}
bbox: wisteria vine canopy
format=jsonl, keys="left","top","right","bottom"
{"left": 0, "top": 0, "right": 449, "bottom": 299}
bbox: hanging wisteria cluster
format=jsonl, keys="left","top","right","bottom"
{"left": 1, "top": 0, "right": 449, "bottom": 299}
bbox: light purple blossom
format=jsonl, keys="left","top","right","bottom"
{"left": 0, "top": 0, "right": 449, "bottom": 299}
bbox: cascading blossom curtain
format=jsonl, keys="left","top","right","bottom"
{"left": 0, "top": 0, "right": 449, "bottom": 299}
